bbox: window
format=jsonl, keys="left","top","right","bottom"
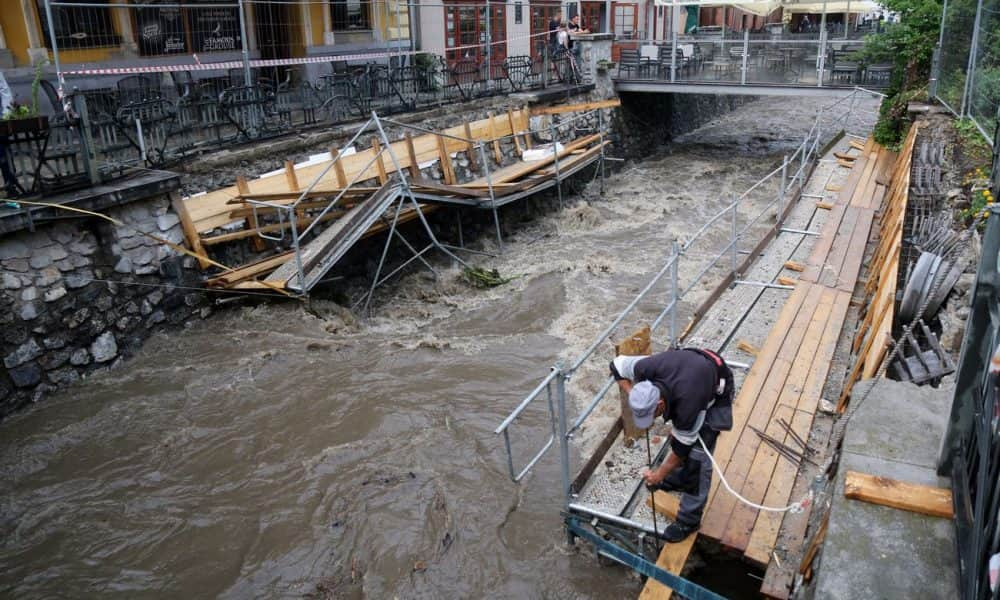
{"left": 530, "top": 2, "right": 559, "bottom": 58}
{"left": 129, "top": 0, "right": 243, "bottom": 57}
{"left": 444, "top": 2, "right": 506, "bottom": 64}
{"left": 612, "top": 3, "right": 636, "bottom": 38}
{"left": 331, "top": 0, "right": 371, "bottom": 31}
{"left": 37, "top": 0, "right": 120, "bottom": 49}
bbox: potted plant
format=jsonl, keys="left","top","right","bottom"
{"left": 596, "top": 59, "right": 616, "bottom": 73}
{"left": 0, "top": 62, "right": 49, "bottom": 137}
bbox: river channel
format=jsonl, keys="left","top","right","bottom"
{"left": 0, "top": 95, "right": 862, "bottom": 599}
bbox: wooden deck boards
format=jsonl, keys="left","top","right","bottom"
{"left": 640, "top": 136, "right": 903, "bottom": 600}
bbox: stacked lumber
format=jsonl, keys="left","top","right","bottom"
{"left": 837, "top": 125, "right": 919, "bottom": 411}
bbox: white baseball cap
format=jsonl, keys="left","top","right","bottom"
{"left": 628, "top": 381, "right": 660, "bottom": 430}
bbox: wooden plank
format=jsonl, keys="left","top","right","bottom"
{"left": 800, "top": 202, "right": 848, "bottom": 283}
{"left": 284, "top": 160, "right": 300, "bottom": 191}
{"left": 777, "top": 276, "right": 797, "bottom": 286}
{"left": 783, "top": 261, "right": 805, "bottom": 272}
{"left": 405, "top": 133, "right": 421, "bottom": 181}
{"left": 205, "top": 251, "right": 294, "bottom": 286}
{"left": 617, "top": 326, "right": 652, "bottom": 443}
{"left": 520, "top": 106, "right": 533, "bottom": 149}
{"left": 833, "top": 151, "right": 856, "bottom": 161}
{"left": 464, "top": 122, "right": 479, "bottom": 172}
{"left": 825, "top": 184, "right": 842, "bottom": 192}
{"left": 646, "top": 490, "right": 682, "bottom": 520}
{"left": 702, "top": 284, "right": 821, "bottom": 540}
{"left": 372, "top": 137, "right": 389, "bottom": 184}
{"left": 744, "top": 289, "right": 851, "bottom": 563}
{"left": 797, "top": 515, "right": 829, "bottom": 576}
{"left": 507, "top": 109, "right": 523, "bottom": 156}
{"left": 333, "top": 148, "right": 348, "bottom": 188}
{"left": 171, "top": 192, "right": 212, "bottom": 270}
{"left": 488, "top": 112, "right": 502, "bottom": 163}
{"left": 436, "top": 134, "right": 456, "bottom": 185}
{"left": 721, "top": 287, "right": 835, "bottom": 553}
{"left": 200, "top": 211, "right": 343, "bottom": 246}
{"left": 849, "top": 139, "right": 866, "bottom": 151}
{"left": 464, "top": 134, "right": 602, "bottom": 187}
{"left": 236, "top": 176, "right": 266, "bottom": 252}
{"left": 531, "top": 99, "right": 622, "bottom": 115}
{"left": 701, "top": 285, "right": 811, "bottom": 528}
{"left": 844, "top": 471, "right": 953, "bottom": 518}
{"left": 815, "top": 201, "right": 835, "bottom": 210}
{"left": 637, "top": 535, "right": 697, "bottom": 600}
{"left": 736, "top": 340, "right": 759, "bottom": 356}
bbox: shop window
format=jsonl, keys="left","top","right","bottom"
{"left": 37, "top": 0, "right": 120, "bottom": 49}
{"left": 331, "top": 0, "right": 371, "bottom": 31}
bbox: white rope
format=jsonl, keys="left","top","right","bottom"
{"left": 698, "top": 434, "right": 813, "bottom": 514}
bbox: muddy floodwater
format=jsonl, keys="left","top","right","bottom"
{"left": 0, "top": 96, "right": 861, "bottom": 599}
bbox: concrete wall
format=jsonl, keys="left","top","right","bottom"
{"left": 506, "top": 1, "right": 531, "bottom": 57}
{"left": 417, "top": 2, "right": 446, "bottom": 55}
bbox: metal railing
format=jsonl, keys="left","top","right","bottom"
{"left": 495, "top": 88, "right": 883, "bottom": 510}
{"left": 613, "top": 30, "right": 892, "bottom": 89}
{"left": 938, "top": 206, "right": 1000, "bottom": 600}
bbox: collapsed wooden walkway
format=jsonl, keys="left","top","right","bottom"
{"left": 640, "top": 129, "right": 917, "bottom": 599}
{"left": 171, "top": 102, "right": 615, "bottom": 293}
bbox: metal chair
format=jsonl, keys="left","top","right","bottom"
{"left": 618, "top": 49, "right": 641, "bottom": 78}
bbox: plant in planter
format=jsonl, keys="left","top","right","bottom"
{"left": 0, "top": 62, "right": 49, "bottom": 136}
{"left": 596, "top": 59, "right": 616, "bottom": 72}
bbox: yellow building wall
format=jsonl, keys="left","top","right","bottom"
{"left": 0, "top": 4, "right": 33, "bottom": 66}
{"left": 378, "top": 0, "right": 411, "bottom": 42}
{"left": 309, "top": 3, "right": 326, "bottom": 46}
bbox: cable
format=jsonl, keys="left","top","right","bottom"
{"left": 698, "top": 434, "right": 813, "bottom": 513}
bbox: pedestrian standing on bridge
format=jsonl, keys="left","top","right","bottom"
{"left": 610, "top": 348, "right": 734, "bottom": 542}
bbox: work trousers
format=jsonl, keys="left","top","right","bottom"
{"left": 662, "top": 425, "right": 720, "bottom": 528}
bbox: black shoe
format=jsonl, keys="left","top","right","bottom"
{"left": 660, "top": 522, "right": 697, "bottom": 543}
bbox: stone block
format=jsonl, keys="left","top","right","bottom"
{"left": 54, "top": 259, "right": 77, "bottom": 273}
{"left": 4, "top": 338, "right": 42, "bottom": 368}
{"left": 42, "top": 335, "right": 66, "bottom": 350}
{"left": 46, "top": 246, "right": 69, "bottom": 262}
{"left": 146, "top": 310, "right": 166, "bottom": 328}
{"left": 90, "top": 331, "right": 118, "bottom": 363}
{"left": 69, "top": 240, "right": 97, "bottom": 256}
{"left": 44, "top": 287, "right": 68, "bottom": 302}
{"left": 50, "top": 225, "right": 76, "bottom": 245}
{"left": 117, "top": 316, "right": 140, "bottom": 331}
{"left": 148, "top": 290, "right": 164, "bottom": 306}
{"left": 20, "top": 303, "right": 37, "bottom": 321}
{"left": 65, "top": 271, "right": 93, "bottom": 290}
{"left": 39, "top": 350, "right": 70, "bottom": 371}
{"left": 9, "top": 363, "right": 41, "bottom": 388}
{"left": 69, "top": 348, "right": 90, "bottom": 366}
{"left": 21, "top": 287, "right": 37, "bottom": 302}
{"left": 120, "top": 235, "right": 145, "bottom": 251}
{"left": 48, "top": 368, "right": 81, "bottom": 386}
{"left": 157, "top": 214, "right": 180, "bottom": 231}
{"left": 114, "top": 257, "right": 133, "bottom": 274}
{"left": 27, "top": 231, "right": 53, "bottom": 249}
{"left": 0, "top": 239, "right": 29, "bottom": 260}
{"left": 135, "top": 264, "right": 159, "bottom": 275}
{"left": 2, "top": 273, "right": 21, "bottom": 290}
{"left": 95, "top": 295, "right": 113, "bottom": 312}
{"left": 29, "top": 254, "right": 52, "bottom": 269}
{"left": 3, "top": 258, "right": 29, "bottom": 272}
{"left": 133, "top": 247, "right": 156, "bottom": 266}
{"left": 36, "top": 268, "right": 60, "bottom": 287}
{"left": 65, "top": 307, "right": 91, "bottom": 329}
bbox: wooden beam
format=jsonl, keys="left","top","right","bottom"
{"left": 464, "top": 122, "right": 479, "bottom": 172}
{"left": 487, "top": 112, "right": 502, "bottom": 164}
{"left": 436, "top": 134, "right": 456, "bottom": 185}
{"left": 405, "top": 133, "right": 421, "bottom": 181}
{"left": 849, "top": 139, "right": 866, "bottom": 151}
{"left": 201, "top": 211, "right": 343, "bottom": 246}
{"left": 616, "top": 326, "right": 652, "bottom": 444}
{"left": 171, "top": 192, "right": 212, "bottom": 270}
{"left": 332, "top": 147, "right": 348, "bottom": 188}
{"left": 236, "top": 176, "right": 266, "bottom": 251}
{"left": 372, "top": 137, "right": 389, "bottom": 184}
{"left": 777, "top": 276, "right": 797, "bottom": 286}
{"left": 834, "top": 151, "right": 856, "bottom": 161}
{"left": 507, "top": 109, "right": 523, "bottom": 156}
{"left": 784, "top": 260, "right": 805, "bottom": 272}
{"left": 826, "top": 184, "right": 842, "bottom": 192}
{"left": 815, "top": 201, "right": 835, "bottom": 210}
{"left": 284, "top": 160, "right": 299, "bottom": 191}
{"left": 798, "top": 515, "right": 829, "bottom": 576}
{"left": 205, "top": 251, "right": 294, "bottom": 287}
{"left": 531, "top": 98, "right": 622, "bottom": 115}
{"left": 844, "top": 471, "right": 953, "bottom": 518}
{"left": 520, "top": 106, "right": 533, "bottom": 149}
{"left": 638, "top": 536, "right": 697, "bottom": 600}
{"left": 736, "top": 340, "right": 759, "bottom": 356}
{"left": 646, "top": 490, "right": 682, "bottom": 520}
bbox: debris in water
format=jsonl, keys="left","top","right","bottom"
{"left": 462, "top": 267, "right": 517, "bottom": 288}
{"left": 413, "top": 560, "right": 428, "bottom": 573}
{"left": 441, "top": 532, "right": 453, "bottom": 552}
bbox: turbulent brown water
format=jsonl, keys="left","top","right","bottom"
{"left": 0, "top": 96, "right": 866, "bottom": 599}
